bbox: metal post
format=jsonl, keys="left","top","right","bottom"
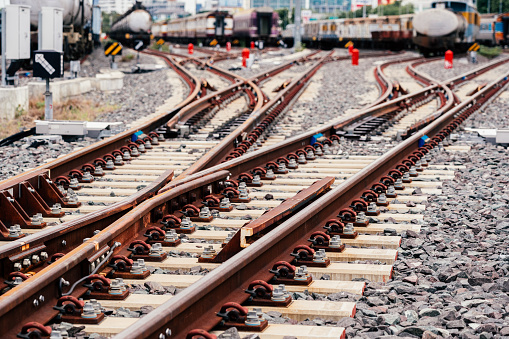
{"left": 44, "top": 78, "right": 53, "bottom": 120}
{"left": 488, "top": 0, "right": 490, "bottom": 13}
{"left": 111, "top": 55, "right": 117, "bottom": 69}
{"left": 294, "top": 0, "right": 302, "bottom": 50}
{"left": 363, "top": 4, "right": 366, "bottom": 17}
{"left": 1, "top": 8, "right": 6, "bottom": 87}
{"left": 500, "top": 0, "right": 502, "bottom": 13}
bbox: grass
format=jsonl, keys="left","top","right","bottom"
{"left": 121, "top": 54, "right": 135, "bottom": 62}
{"left": 478, "top": 45, "right": 502, "bottom": 59}
{"left": 149, "top": 42, "right": 170, "bottom": 52}
{"left": 0, "top": 97, "right": 119, "bottom": 139}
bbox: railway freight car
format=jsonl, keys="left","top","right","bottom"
{"left": 412, "top": 0, "right": 480, "bottom": 54}
{"left": 283, "top": 14, "right": 413, "bottom": 50}
{"left": 159, "top": 11, "right": 233, "bottom": 45}
{"left": 494, "top": 13, "right": 509, "bottom": 45}
{"left": 109, "top": 1, "right": 152, "bottom": 49}
{"left": 233, "top": 7, "right": 280, "bottom": 45}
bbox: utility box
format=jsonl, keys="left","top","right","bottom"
{"left": 4, "top": 5, "right": 31, "bottom": 60}
{"left": 39, "top": 7, "right": 63, "bottom": 53}
{"left": 92, "top": 6, "right": 102, "bottom": 36}
{"left": 35, "top": 120, "right": 87, "bottom": 136}
{"left": 33, "top": 50, "right": 63, "bottom": 79}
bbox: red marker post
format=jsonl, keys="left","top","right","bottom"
{"left": 250, "top": 41, "right": 255, "bottom": 49}
{"left": 348, "top": 44, "right": 354, "bottom": 55}
{"left": 188, "top": 43, "right": 194, "bottom": 55}
{"left": 226, "top": 42, "right": 231, "bottom": 52}
{"left": 242, "top": 48, "right": 250, "bottom": 68}
{"left": 352, "top": 48, "right": 359, "bottom": 66}
{"left": 444, "top": 50, "right": 453, "bottom": 69}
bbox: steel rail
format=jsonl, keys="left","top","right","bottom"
{"left": 0, "top": 50, "right": 323, "bottom": 280}
{"left": 178, "top": 51, "right": 334, "bottom": 177}
{"left": 0, "top": 170, "right": 173, "bottom": 282}
{"left": 159, "top": 82, "right": 447, "bottom": 195}
{"left": 0, "top": 50, "right": 396, "bottom": 337}
{"left": 0, "top": 52, "right": 200, "bottom": 185}
{"left": 371, "top": 56, "right": 425, "bottom": 107}
{"left": 116, "top": 68, "right": 509, "bottom": 339}
{"left": 0, "top": 170, "right": 232, "bottom": 338}
{"left": 402, "top": 56, "right": 509, "bottom": 138}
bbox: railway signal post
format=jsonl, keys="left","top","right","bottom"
{"left": 156, "top": 39, "right": 165, "bottom": 51}
{"left": 104, "top": 42, "right": 123, "bottom": 69}
{"left": 33, "top": 50, "right": 63, "bottom": 120}
{"left": 134, "top": 40, "right": 145, "bottom": 63}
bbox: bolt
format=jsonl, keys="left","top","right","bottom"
{"left": 62, "top": 240, "right": 67, "bottom": 246}
{"left": 39, "top": 295, "right": 45, "bottom": 302}
{"left": 33, "top": 299, "right": 39, "bottom": 307}
{"left": 165, "top": 329, "right": 172, "bottom": 336}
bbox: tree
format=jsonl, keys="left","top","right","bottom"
{"left": 102, "top": 12, "right": 121, "bottom": 33}
{"left": 277, "top": 8, "right": 289, "bottom": 29}
{"left": 477, "top": 0, "right": 509, "bottom": 13}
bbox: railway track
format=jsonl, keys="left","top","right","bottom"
{"left": 108, "top": 64, "right": 509, "bottom": 339}
{"left": 0, "top": 49, "right": 507, "bottom": 338}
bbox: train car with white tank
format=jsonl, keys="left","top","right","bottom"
{"left": 109, "top": 2, "right": 153, "bottom": 49}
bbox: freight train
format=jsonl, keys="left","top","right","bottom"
{"left": 151, "top": 7, "right": 280, "bottom": 46}
{"left": 281, "top": 0, "right": 490, "bottom": 54}
{"left": 108, "top": 1, "right": 153, "bottom": 50}
{"left": 282, "top": 14, "right": 414, "bottom": 50}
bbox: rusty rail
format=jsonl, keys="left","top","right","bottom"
{"left": 401, "top": 56, "right": 509, "bottom": 138}
{"left": 115, "top": 67, "right": 509, "bottom": 339}
{"left": 178, "top": 52, "right": 333, "bottom": 177}
{"left": 0, "top": 170, "right": 174, "bottom": 288}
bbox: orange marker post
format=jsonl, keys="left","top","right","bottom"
{"left": 352, "top": 48, "right": 359, "bottom": 66}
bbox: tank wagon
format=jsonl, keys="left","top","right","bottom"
{"left": 412, "top": 0, "right": 480, "bottom": 53}
{"left": 109, "top": 2, "right": 153, "bottom": 49}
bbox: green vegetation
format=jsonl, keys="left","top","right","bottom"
{"left": 121, "top": 54, "right": 135, "bottom": 62}
{"left": 102, "top": 12, "right": 121, "bottom": 33}
{"left": 477, "top": 0, "right": 509, "bottom": 13}
{"left": 149, "top": 42, "right": 170, "bottom": 52}
{"left": 277, "top": 8, "right": 290, "bottom": 30}
{"left": 479, "top": 45, "right": 502, "bottom": 58}
{"left": 0, "top": 98, "right": 118, "bottom": 139}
